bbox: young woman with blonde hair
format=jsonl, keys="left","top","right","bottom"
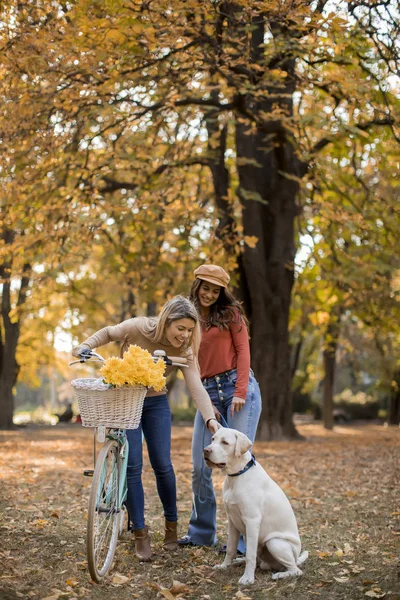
{"left": 72, "top": 296, "right": 220, "bottom": 561}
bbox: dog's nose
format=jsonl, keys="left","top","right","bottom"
{"left": 204, "top": 447, "right": 211, "bottom": 458}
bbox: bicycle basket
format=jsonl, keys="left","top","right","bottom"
{"left": 71, "top": 378, "right": 147, "bottom": 429}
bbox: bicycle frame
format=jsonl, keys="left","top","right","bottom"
{"left": 91, "top": 428, "right": 129, "bottom": 510}
{"left": 107, "top": 428, "right": 129, "bottom": 512}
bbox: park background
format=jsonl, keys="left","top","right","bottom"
{"left": 0, "top": 1, "right": 399, "bottom": 599}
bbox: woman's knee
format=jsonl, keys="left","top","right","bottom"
{"left": 127, "top": 462, "right": 143, "bottom": 482}
{"left": 191, "top": 463, "right": 213, "bottom": 488}
{"left": 151, "top": 460, "right": 175, "bottom": 478}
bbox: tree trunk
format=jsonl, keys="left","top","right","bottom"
{"left": 0, "top": 334, "right": 20, "bottom": 429}
{"left": 0, "top": 251, "right": 30, "bottom": 429}
{"left": 389, "top": 370, "right": 400, "bottom": 425}
{"left": 388, "top": 391, "right": 400, "bottom": 425}
{"left": 235, "top": 118, "right": 302, "bottom": 439}
{"left": 49, "top": 368, "right": 57, "bottom": 411}
{"left": 120, "top": 287, "right": 136, "bottom": 322}
{"left": 322, "top": 312, "right": 342, "bottom": 430}
{"left": 290, "top": 338, "right": 304, "bottom": 380}
{"left": 147, "top": 301, "right": 157, "bottom": 317}
{"left": 206, "top": 6, "right": 305, "bottom": 440}
{"left": 322, "top": 347, "right": 336, "bottom": 430}
{"left": 0, "top": 378, "right": 15, "bottom": 429}
{"left": 205, "top": 98, "right": 236, "bottom": 248}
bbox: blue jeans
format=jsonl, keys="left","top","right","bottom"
{"left": 126, "top": 394, "right": 177, "bottom": 530}
{"left": 185, "top": 370, "right": 261, "bottom": 548}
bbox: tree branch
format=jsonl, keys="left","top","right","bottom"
{"left": 310, "top": 116, "right": 395, "bottom": 155}
{"left": 99, "top": 157, "right": 211, "bottom": 193}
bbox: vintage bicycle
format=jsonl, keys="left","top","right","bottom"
{"left": 70, "top": 349, "right": 187, "bottom": 582}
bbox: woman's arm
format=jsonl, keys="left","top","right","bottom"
{"left": 182, "top": 351, "right": 220, "bottom": 431}
{"left": 71, "top": 319, "right": 137, "bottom": 356}
{"left": 230, "top": 316, "right": 251, "bottom": 400}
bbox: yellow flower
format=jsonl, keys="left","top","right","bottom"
{"left": 99, "top": 345, "right": 166, "bottom": 389}
{"left": 100, "top": 357, "right": 124, "bottom": 385}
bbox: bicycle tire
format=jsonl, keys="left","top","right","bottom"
{"left": 87, "top": 439, "right": 121, "bottom": 582}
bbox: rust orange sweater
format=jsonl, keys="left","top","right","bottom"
{"left": 198, "top": 316, "right": 250, "bottom": 400}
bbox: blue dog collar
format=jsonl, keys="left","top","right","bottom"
{"left": 228, "top": 454, "right": 256, "bottom": 477}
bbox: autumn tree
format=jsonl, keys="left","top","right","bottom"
{"left": 294, "top": 124, "right": 400, "bottom": 428}
{"left": 1, "top": 0, "right": 399, "bottom": 437}
{"left": 0, "top": 166, "right": 93, "bottom": 428}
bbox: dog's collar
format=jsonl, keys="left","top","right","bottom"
{"left": 228, "top": 454, "right": 256, "bottom": 477}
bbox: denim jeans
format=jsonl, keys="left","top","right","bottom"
{"left": 185, "top": 369, "right": 262, "bottom": 547}
{"left": 126, "top": 394, "right": 177, "bottom": 530}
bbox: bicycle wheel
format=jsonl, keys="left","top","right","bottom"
{"left": 87, "top": 439, "right": 121, "bottom": 582}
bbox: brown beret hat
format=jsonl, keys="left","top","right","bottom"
{"left": 194, "top": 264, "right": 230, "bottom": 288}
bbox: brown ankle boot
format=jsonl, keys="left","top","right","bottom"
{"left": 163, "top": 520, "right": 178, "bottom": 551}
{"left": 134, "top": 526, "right": 152, "bottom": 561}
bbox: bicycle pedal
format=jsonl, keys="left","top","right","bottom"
{"left": 83, "top": 469, "right": 94, "bottom": 477}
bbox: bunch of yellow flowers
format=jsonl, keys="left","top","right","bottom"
{"left": 100, "top": 345, "right": 166, "bottom": 391}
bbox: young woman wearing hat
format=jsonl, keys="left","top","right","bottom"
{"left": 72, "top": 296, "right": 220, "bottom": 561}
{"left": 178, "top": 265, "right": 262, "bottom": 551}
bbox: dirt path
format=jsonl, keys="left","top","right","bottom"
{"left": 0, "top": 423, "right": 399, "bottom": 600}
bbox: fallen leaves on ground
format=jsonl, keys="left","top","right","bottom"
{"left": 0, "top": 423, "right": 399, "bottom": 600}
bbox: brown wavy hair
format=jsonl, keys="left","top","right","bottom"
{"left": 189, "top": 279, "right": 249, "bottom": 331}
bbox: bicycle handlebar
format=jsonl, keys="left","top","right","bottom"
{"left": 152, "top": 349, "right": 188, "bottom": 368}
{"left": 69, "top": 350, "right": 105, "bottom": 366}
{"left": 69, "top": 349, "right": 188, "bottom": 368}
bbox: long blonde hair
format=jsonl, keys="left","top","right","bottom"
{"left": 136, "top": 296, "right": 201, "bottom": 358}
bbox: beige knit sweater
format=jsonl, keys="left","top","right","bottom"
{"left": 79, "top": 317, "right": 215, "bottom": 424}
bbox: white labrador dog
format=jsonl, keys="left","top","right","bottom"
{"left": 204, "top": 427, "right": 308, "bottom": 585}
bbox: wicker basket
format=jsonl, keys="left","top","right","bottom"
{"left": 71, "top": 378, "right": 147, "bottom": 429}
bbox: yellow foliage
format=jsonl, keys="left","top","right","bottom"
{"left": 309, "top": 311, "right": 330, "bottom": 327}
{"left": 243, "top": 235, "right": 258, "bottom": 249}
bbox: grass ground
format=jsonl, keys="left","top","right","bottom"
{"left": 0, "top": 422, "right": 399, "bottom": 600}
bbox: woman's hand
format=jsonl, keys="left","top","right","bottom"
{"left": 71, "top": 343, "right": 91, "bottom": 358}
{"left": 230, "top": 396, "right": 246, "bottom": 418}
{"left": 206, "top": 418, "right": 221, "bottom": 434}
{"left": 212, "top": 403, "right": 221, "bottom": 422}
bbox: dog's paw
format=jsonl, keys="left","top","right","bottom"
{"left": 213, "top": 563, "right": 229, "bottom": 570}
{"left": 239, "top": 573, "right": 255, "bottom": 585}
{"left": 272, "top": 568, "right": 302, "bottom": 580}
{"left": 296, "top": 550, "right": 309, "bottom": 566}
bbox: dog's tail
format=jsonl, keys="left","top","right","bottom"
{"left": 296, "top": 550, "right": 309, "bottom": 566}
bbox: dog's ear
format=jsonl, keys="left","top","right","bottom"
{"left": 234, "top": 431, "right": 252, "bottom": 458}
